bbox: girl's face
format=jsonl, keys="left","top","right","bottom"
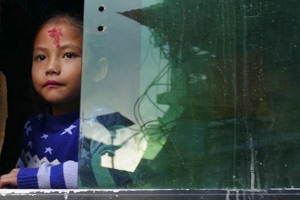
{"left": 32, "top": 22, "right": 82, "bottom": 115}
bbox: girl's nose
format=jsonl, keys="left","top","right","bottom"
{"left": 45, "top": 67, "right": 60, "bottom": 75}
{"left": 45, "top": 60, "right": 60, "bottom": 76}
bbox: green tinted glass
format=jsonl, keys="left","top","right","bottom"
{"left": 79, "top": 0, "right": 300, "bottom": 189}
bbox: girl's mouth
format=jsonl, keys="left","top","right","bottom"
{"left": 44, "top": 80, "right": 63, "bottom": 87}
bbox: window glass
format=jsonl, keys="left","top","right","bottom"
{"left": 79, "top": 0, "right": 300, "bottom": 189}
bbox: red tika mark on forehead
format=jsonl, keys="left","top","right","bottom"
{"left": 48, "top": 28, "right": 63, "bottom": 48}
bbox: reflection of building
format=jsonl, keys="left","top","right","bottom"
{"left": 120, "top": 0, "right": 300, "bottom": 189}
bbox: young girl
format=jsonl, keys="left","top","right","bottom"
{"left": 0, "top": 13, "right": 83, "bottom": 189}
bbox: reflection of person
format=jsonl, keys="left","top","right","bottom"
{"left": 79, "top": 47, "right": 147, "bottom": 188}
{"left": 79, "top": 107, "right": 137, "bottom": 187}
{"left": 79, "top": 60, "right": 147, "bottom": 187}
{"left": 0, "top": 13, "right": 83, "bottom": 189}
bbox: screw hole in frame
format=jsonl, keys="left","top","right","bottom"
{"left": 99, "top": 5, "right": 105, "bottom": 12}
{"left": 97, "top": 25, "right": 105, "bottom": 32}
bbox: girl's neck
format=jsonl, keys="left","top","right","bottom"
{"left": 51, "top": 101, "right": 80, "bottom": 116}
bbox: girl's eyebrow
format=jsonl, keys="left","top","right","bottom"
{"left": 59, "top": 44, "right": 82, "bottom": 51}
{"left": 33, "top": 46, "right": 47, "bottom": 52}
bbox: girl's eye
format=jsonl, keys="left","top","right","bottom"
{"left": 34, "top": 55, "right": 46, "bottom": 61}
{"left": 63, "top": 52, "right": 77, "bottom": 59}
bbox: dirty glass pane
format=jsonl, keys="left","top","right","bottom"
{"left": 79, "top": 0, "right": 300, "bottom": 189}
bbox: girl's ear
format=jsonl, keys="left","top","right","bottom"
{"left": 93, "top": 57, "right": 108, "bottom": 82}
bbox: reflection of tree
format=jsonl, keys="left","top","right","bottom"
{"left": 121, "top": 0, "right": 300, "bottom": 189}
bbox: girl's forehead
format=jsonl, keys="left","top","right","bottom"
{"left": 43, "top": 23, "right": 66, "bottom": 31}
{"left": 34, "top": 22, "right": 82, "bottom": 48}
{"left": 38, "top": 23, "right": 80, "bottom": 37}
{"left": 40, "top": 22, "right": 81, "bottom": 36}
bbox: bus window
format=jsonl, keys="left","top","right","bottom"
{"left": 79, "top": 0, "right": 300, "bottom": 189}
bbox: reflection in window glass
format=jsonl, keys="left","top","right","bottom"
{"left": 79, "top": 0, "right": 300, "bottom": 189}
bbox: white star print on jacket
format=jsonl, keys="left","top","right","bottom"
{"left": 16, "top": 110, "right": 79, "bottom": 189}
{"left": 60, "top": 125, "right": 76, "bottom": 135}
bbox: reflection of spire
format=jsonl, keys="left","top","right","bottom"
{"left": 118, "top": 9, "right": 142, "bottom": 24}
{"left": 118, "top": 2, "right": 201, "bottom": 62}
{"left": 118, "top": 3, "right": 165, "bottom": 30}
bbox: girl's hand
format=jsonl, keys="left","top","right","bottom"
{"left": 0, "top": 168, "right": 19, "bottom": 188}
